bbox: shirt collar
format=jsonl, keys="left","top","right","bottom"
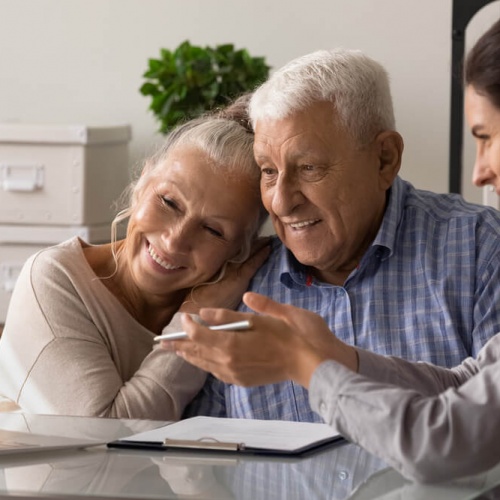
{"left": 278, "top": 176, "right": 406, "bottom": 288}
{"left": 371, "top": 175, "right": 405, "bottom": 260}
{"left": 277, "top": 240, "right": 308, "bottom": 288}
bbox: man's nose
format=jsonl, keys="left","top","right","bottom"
{"left": 270, "top": 173, "right": 304, "bottom": 216}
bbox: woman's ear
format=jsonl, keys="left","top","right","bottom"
{"left": 375, "top": 131, "right": 404, "bottom": 189}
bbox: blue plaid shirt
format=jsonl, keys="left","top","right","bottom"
{"left": 186, "top": 177, "right": 500, "bottom": 422}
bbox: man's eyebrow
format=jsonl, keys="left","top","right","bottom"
{"left": 254, "top": 153, "right": 270, "bottom": 163}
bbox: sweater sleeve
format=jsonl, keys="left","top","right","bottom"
{"left": 0, "top": 243, "right": 206, "bottom": 420}
{"left": 356, "top": 348, "right": 478, "bottom": 395}
{"left": 309, "top": 335, "right": 500, "bottom": 483}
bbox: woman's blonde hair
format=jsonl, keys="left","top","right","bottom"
{"left": 111, "top": 116, "right": 267, "bottom": 277}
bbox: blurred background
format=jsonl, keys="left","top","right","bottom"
{"left": 1, "top": 0, "right": 499, "bottom": 203}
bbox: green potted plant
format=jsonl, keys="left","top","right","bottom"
{"left": 140, "top": 40, "right": 270, "bottom": 133}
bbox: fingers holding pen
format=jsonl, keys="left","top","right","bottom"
{"left": 160, "top": 311, "right": 250, "bottom": 372}
{"left": 159, "top": 292, "right": 345, "bottom": 386}
{"left": 160, "top": 308, "right": 291, "bottom": 386}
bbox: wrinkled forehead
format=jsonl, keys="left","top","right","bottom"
{"left": 253, "top": 103, "right": 343, "bottom": 153}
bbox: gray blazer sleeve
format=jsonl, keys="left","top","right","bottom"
{"left": 309, "top": 334, "right": 500, "bottom": 483}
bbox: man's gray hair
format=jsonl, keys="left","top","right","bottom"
{"left": 249, "top": 48, "right": 396, "bottom": 146}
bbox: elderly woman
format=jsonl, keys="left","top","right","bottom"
{"left": 164, "top": 18, "right": 500, "bottom": 483}
{"left": 0, "top": 115, "right": 268, "bottom": 419}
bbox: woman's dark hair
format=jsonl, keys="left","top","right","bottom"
{"left": 465, "top": 17, "right": 500, "bottom": 109}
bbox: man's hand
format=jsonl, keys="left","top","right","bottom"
{"left": 160, "top": 292, "right": 358, "bottom": 388}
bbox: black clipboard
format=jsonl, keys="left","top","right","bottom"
{"left": 107, "top": 416, "right": 344, "bottom": 456}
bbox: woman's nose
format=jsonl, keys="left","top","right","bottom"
{"left": 472, "top": 153, "right": 493, "bottom": 188}
{"left": 162, "top": 222, "right": 192, "bottom": 254}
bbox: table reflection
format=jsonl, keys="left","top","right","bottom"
{"left": 347, "top": 460, "right": 500, "bottom": 500}
{"left": 0, "top": 440, "right": 388, "bottom": 499}
{"left": 213, "top": 443, "right": 388, "bottom": 500}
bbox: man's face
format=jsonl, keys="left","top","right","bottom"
{"left": 254, "top": 102, "right": 396, "bottom": 284}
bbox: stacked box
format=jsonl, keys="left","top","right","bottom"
{"left": 0, "top": 123, "right": 131, "bottom": 322}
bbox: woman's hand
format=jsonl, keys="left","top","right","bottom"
{"left": 179, "top": 238, "right": 270, "bottom": 315}
{"left": 161, "top": 292, "right": 358, "bottom": 389}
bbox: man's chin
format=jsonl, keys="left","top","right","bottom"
{"left": 288, "top": 248, "right": 322, "bottom": 268}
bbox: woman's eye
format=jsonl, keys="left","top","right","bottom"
{"left": 204, "top": 226, "right": 224, "bottom": 238}
{"left": 260, "top": 166, "right": 276, "bottom": 176}
{"left": 161, "top": 196, "right": 177, "bottom": 209}
{"left": 472, "top": 130, "right": 490, "bottom": 142}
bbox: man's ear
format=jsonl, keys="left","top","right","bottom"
{"left": 375, "top": 130, "right": 404, "bottom": 189}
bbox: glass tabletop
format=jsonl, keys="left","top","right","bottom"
{"left": 0, "top": 413, "right": 498, "bottom": 500}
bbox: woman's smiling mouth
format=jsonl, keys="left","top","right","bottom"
{"left": 147, "top": 244, "right": 182, "bottom": 270}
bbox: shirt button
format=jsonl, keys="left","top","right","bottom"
{"left": 338, "top": 470, "right": 349, "bottom": 481}
{"left": 319, "top": 401, "right": 327, "bottom": 414}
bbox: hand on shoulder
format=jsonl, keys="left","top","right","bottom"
{"left": 180, "top": 238, "right": 271, "bottom": 314}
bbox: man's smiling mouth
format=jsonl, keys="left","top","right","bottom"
{"left": 288, "top": 219, "right": 321, "bottom": 229}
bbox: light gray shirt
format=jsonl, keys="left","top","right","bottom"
{"left": 309, "top": 333, "right": 500, "bottom": 483}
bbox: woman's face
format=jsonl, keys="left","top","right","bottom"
{"left": 465, "top": 85, "right": 500, "bottom": 194}
{"left": 126, "top": 145, "right": 260, "bottom": 300}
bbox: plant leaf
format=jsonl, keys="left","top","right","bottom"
{"left": 141, "top": 40, "right": 271, "bottom": 132}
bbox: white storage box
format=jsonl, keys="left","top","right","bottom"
{"left": 0, "top": 123, "right": 131, "bottom": 226}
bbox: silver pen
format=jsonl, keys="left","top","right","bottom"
{"left": 154, "top": 320, "right": 252, "bottom": 341}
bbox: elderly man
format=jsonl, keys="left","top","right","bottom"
{"left": 165, "top": 48, "right": 500, "bottom": 422}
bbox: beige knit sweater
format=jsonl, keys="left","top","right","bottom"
{"left": 0, "top": 237, "right": 206, "bottom": 419}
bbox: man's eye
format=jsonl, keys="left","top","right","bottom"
{"left": 260, "top": 166, "right": 276, "bottom": 176}
{"left": 301, "top": 164, "right": 316, "bottom": 171}
{"left": 300, "top": 163, "right": 328, "bottom": 181}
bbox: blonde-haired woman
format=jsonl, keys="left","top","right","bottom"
{"left": 0, "top": 114, "right": 268, "bottom": 419}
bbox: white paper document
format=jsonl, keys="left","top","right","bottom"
{"left": 109, "top": 416, "right": 343, "bottom": 455}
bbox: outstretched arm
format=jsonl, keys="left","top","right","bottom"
{"left": 163, "top": 292, "right": 500, "bottom": 482}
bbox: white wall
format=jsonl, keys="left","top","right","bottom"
{"left": 1, "top": 0, "right": 499, "bottom": 203}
